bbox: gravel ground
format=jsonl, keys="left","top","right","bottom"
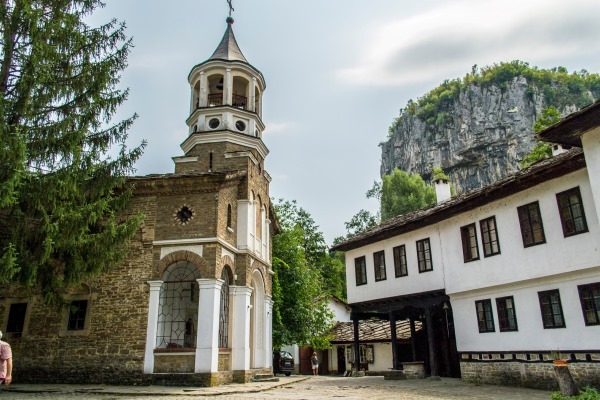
{"left": 1, "top": 376, "right": 554, "bottom": 400}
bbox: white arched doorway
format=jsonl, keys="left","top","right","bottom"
{"left": 250, "top": 270, "right": 265, "bottom": 368}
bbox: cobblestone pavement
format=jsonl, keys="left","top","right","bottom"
{"left": 1, "top": 376, "right": 554, "bottom": 400}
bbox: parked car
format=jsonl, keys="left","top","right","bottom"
{"left": 273, "top": 350, "right": 294, "bottom": 376}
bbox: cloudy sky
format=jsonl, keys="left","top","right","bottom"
{"left": 92, "top": 0, "right": 600, "bottom": 245}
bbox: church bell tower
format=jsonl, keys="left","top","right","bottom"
{"left": 175, "top": 15, "right": 268, "bottom": 174}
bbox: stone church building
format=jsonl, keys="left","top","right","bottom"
{"left": 1, "top": 16, "right": 276, "bottom": 386}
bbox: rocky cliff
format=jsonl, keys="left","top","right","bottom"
{"left": 380, "top": 75, "right": 585, "bottom": 194}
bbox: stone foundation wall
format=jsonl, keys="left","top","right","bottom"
{"left": 219, "top": 352, "right": 231, "bottom": 371}
{"left": 154, "top": 353, "right": 195, "bottom": 373}
{"left": 460, "top": 352, "right": 600, "bottom": 390}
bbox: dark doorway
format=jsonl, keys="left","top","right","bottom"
{"left": 337, "top": 347, "right": 346, "bottom": 374}
{"left": 299, "top": 347, "right": 312, "bottom": 375}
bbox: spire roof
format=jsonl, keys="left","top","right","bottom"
{"left": 209, "top": 17, "right": 248, "bottom": 63}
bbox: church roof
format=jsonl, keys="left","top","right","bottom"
{"left": 208, "top": 18, "right": 248, "bottom": 63}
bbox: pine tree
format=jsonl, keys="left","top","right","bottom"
{"left": 0, "top": 0, "right": 145, "bottom": 303}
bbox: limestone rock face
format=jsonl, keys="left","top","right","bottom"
{"left": 381, "top": 77, "right": 552, "bottom": 194}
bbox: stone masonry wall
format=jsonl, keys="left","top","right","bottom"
{"left": 460, "top": 352, "right": 600, "bottom": 390}
{"left": 4, "top": 194, "right": 157, "bottom": 385}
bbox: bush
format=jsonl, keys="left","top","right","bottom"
{"left": 550, "top": 387, "right": 600, "bottom": 400}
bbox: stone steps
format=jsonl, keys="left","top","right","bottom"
{"left": 253, "top": 373, "right": 279, "bottom": 383}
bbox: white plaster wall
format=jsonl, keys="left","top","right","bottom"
{"left": 442, "top": 169, "right": 600, "bottom": 295}
{"left": 330, "top": 344, "right": 394, "bottom": 372}
{"left": 345, "top": 226, "right": 446, "bottom": 304}
{"left": 370, "top": 342, "right": 394, "bottom": 371}
{"left": 452, "top": 269, "right": 600, "bottom": 352}
{"left": 582, "top": 127, "right": 600, "bottom": 220}
{"left": 328, "top": 299, "right": 351, "bottom": 322}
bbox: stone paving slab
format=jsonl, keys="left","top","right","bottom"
{"left": 0, "top": 375, "right": 555, "bottom": 400}
{"left": 1, "top": 376, "right": 310, "bottom": 397}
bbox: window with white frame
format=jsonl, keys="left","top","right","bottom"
{"left": 460, "top": 223, "right": 480, "bottom": 262}
{"left": 416, "top": 238, "right": 433, "bottom": 272}
{"left": 475, "top": 299, "right": 495, "bottom": 333}
{"left": 373, "top": 250, "right": 386, "bottom": 281}
{"left": 355, "top": 256, "right": 367, "bottom": 286}
{"left": 538, "top": 289, "right": 565, "bottom": 329}
{"left": 393, "top": 245, "right": 408, "bottom": 277}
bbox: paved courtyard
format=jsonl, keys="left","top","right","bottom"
{"left": 2, "top": 375, "right": 554, "bottom": 400}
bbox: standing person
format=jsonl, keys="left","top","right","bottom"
{"left": 0, "top": 331, "right": 12, "bottom": 386}
{"left": 311, "top": 351, "right": 319, "bottom": 376}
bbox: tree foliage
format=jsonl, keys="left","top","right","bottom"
{"left": 521, "top": 106, "right": 562, "bottom": 168}
{"left": 381, "top": 169, "right": 436, "bottom": 221}
{"left": 0, "top": 1, "right": 145, "bottom": 303}
{"left": 272, "top": 199, "right": 343, "bottom": 350}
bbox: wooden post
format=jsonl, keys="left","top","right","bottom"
{"left": 353, "top": 317, "right": 360, "bottom": 373}
{"left": 389, "top": 311, "right": 398, "bottom": 369}
{"left": 410, "top": 317, "right": 417, "bottom": 362}
{"left": 425, "top": 306, "right": 439, "bottom": 379}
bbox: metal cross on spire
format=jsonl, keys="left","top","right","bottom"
{"left": 227, "top": 0, "right": 234, "bottom": 17}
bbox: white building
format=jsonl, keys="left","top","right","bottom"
{"left": 332, "top": 99, "right": 600, "bottom": 389}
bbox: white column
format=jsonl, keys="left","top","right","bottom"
{"left": 225, "top": 68, "right": 232, "bottom": 105}
{"left": 231, "top": 286, "right": 252, "bottom": 371}
{"left": 189, "top": 85, "right": 195, "bottom": 115}
{"left": 265, "top": 296, "right": 274, "bottom": 368}
{"left": 199, "top": 71, "right": 207, "bottom": 107}
{"left": 250, "top": 77, "right": 256, "bottom": 112}
{"left": 143, "top": 281, "right": 163, "bottom": 374}
{"left": 195, "top": 278, "right": 224, "bottom": 373}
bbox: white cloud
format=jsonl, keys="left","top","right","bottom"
{"left": 336, "top": 0, "right": 600, "bottom": 86}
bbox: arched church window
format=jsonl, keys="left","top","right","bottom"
{"left": 156, "top": 261, "right": 201, "bottom": 349}
{"left": 255, "top": 196, "right": 262, "bottom": 240}
{"left": 219, "top": 267, "right": 232, "bottom": 348}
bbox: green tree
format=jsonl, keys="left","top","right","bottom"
{"left": 0, "top": 1, "right": 145, "bottom": 303}
{"left": 381, "top": 169, "right": 436, "bottom": 221}
{"left": 521, "top": 106, "right": 562, "bottom": 168}
{"left": 272, "top": 199, "right": 336, "bottom": 349}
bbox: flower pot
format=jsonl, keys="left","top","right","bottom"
{"left": 553, "top": 359, "right": 568, "bottom": 367}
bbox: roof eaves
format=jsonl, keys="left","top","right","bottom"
{"left": 538, "top": 98, "right": 600, "bottom": 147}
{"left": 331, "top": 149, "right": 585, "bottom": 252}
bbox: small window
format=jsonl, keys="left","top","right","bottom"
{"left": 227, "top": 204, "right": 232, "bottom": 229}
{"left": 517, "top": 202, "right": 546, "bottom": 247}
{"left": 235, "top": 120, "right": 246, "bottom": 132}
{"left": 373, "top": 251, "right": 386, "bottom": 282}
{"left": 416, "top": 238, "right": 433, "bottom": 273}
{"left": 475, "top": 299, "right": 495, "bottom": 333}
{"left": 355, "top": 256, "right": 367, "bottom": 286}
{"left": 67, "top": 300, "right": 88, "bottom": 331}
{"left": 460, "top": 223, "right": 480, "bottom": 262}
{"left": 538, "top": 289, "right": 565, "bottom": 329}
{"left": 6, "top": 302, "right": 27, "bottom": 336}
{"left": 208, "top": 118, "right": 220, "bottom": 129}
{"left": 480, "top": 216, "right": 500, "bottom": 257}
{"left": 393, "top": 245, "right": 408, "bottom": 277}
{"left": 496, "top": 296, "right": 518, "bottom": 332}
{"left": 578, "top": 282, "right": 600, "bottom": 326}
{"left": 556, "top": 187, "right": 588, "bottom": 237}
